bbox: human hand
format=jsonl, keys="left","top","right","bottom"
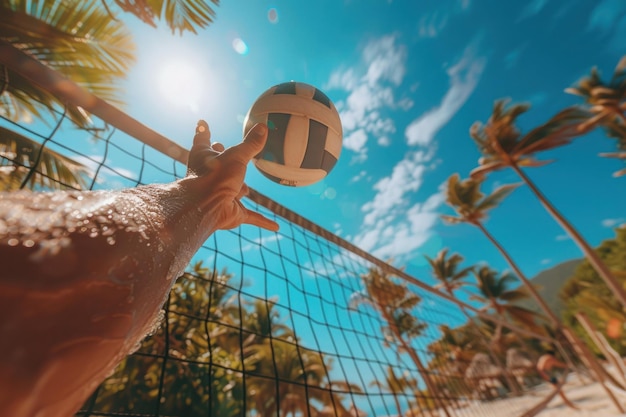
{"left": 186, "top": 120, "right": 279, "bottom": 232}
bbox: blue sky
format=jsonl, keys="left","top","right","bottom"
{"left": 119, "top": 0, "right": 626, "bottom": 287}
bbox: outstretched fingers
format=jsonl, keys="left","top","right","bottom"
{"left": 244, "top": 208, "right": 279, "bottom": 232}
{"left": 227, "top": 123, "right": 268, "bottom": 163}
{"left": 193, "top": 120, "right": 211, "bottom": 147}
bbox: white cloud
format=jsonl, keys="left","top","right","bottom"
{"left": 350, "top": 38, "right": 485, "bottom": 262}
{"left": 419, "top": 11, "right": 449, "bottom": 38}
{"left": 354, "top": 149, "right": 444, "bottom": 262}
{"left": 344, "top": 129, "right": 368, "bottom": 153}
{"left": 326, "top": 34, "right": 410, "bottom": 161}
{"left": 517, "top": 0, "right": 549, "bottom": 21}
{"left": 587, "top": 0, "right": 626, "bottom": 33}
{"left": 416, "top": 0, "right": 472, "bottom": 39}
{"left": 405, "top": 42, "right": 486, "bottom": 147}
{"left": 362, "top": 36, "right": 407, "bottom": 86}
{"left": 241, "top": 233, "right": 283, "bottom": 252}
{"left": 354, "top": 191, "right": 444, "bottom": 261}
{"left": 361, "top": 152, "right": 428, "bottom": 226}
{"left": 326, "top": 67, "right": 359, "bottom": 91}
{"left": 555, "top": 233, "right": 570, "bottom": 241}
{"left": 541, "top": 258, "right": 552, "bottom": 265}
{"left": 602, "top": 218, "right": 625, "bottom": 228}
{"left": 504, "top": 46, "right": 525, "bottom": 70}
{"left": 377, "top": 136, "right": 391, "bottom": 147}
{"left": 349, "top": 170, "right": 367, "bottom": 183}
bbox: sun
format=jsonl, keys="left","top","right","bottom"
{"left": 156, "top": 59, "right": 204, "bottom": 113}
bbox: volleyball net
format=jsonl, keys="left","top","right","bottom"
{"left": 0, "top": 45, "right": 586, "bottom": 417}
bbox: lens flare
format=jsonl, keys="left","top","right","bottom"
{"left": 232, "top": 38, "right": 249, "bottom": 55}
{"left": 268, "top": 8, "right": 279, "bottom": 23}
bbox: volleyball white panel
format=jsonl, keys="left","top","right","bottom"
{"left": 325, "top": 129, "right": 342, "bottom": 158}
{"left": 254, "top": 159, "right": 326, "bottom": 187}
{"left": 283, "top": 114, "right": 309, "bottom": 168}
{"left": 295, "top": 83, "right": 316, "bottom": 99}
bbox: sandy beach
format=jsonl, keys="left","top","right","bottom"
{"left": 456, "top": 373, "right": 626, "bottom": 417}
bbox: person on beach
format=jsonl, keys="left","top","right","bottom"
{"left": 0, "top": 121, "right": 278, "bottom": 417}
{"left": 537, "top": 349, "right": 579, "bottom": 410}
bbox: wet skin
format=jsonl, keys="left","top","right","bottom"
{"left": 0, "top": 122, "right": 278, "bottom": 417}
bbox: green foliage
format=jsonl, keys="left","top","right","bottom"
{"left": 567, "top": 55, "right": 626, "bottom": 177}
{"left": 352, "top": 266, "right": 428, "bottom": 345}
{"left": 92, "top": 262, "right": 357, "bottom": 417}
{"left": 442, "top": 173, "right": 520, "bottom": 225}
{"left": 469, "top": 99, "right": 591, "bottom": 178}
{"left": 0, "top": 0, "right": 135, "bottom": 124}
{"left": 110, "top": 0, "right": 219, "bottom": 35}
{"left": 0, "top": 126, "right": 92, "bottom": 191}
{"left": 560, "top": 227, "right": 626, "bottom": 355}
{"left": 0, "top": 0, "right": 220, "bottom": 126}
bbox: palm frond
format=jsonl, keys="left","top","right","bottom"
{"left": 440, "top": 214, "right": 465, "bottom": 224}
{"left": 113, "top": 0, "right": 219, "bottom": 34}
{"left": 1, "top": 0, "right": 135, "bottom": 124}
{"left": 475, "top": 182, "right": 520, "bottom": 212}
{"left": 513, "top": 106, "right": 591, "bottom": 156}
{"left": 0, "top": 126, "right": 92, "bottom": 190}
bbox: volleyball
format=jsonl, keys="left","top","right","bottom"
{"left": 243, "top": 81, "right": 343, "bottom": 187}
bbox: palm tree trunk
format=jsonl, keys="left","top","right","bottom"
{"left": 510, "top": 163, "right": 626, "bottom": 309}
{"left": 475, "top": 222, "right": 560, "bottom": 326}
{"left": 474, "top": 221, "right": 591, "bottom": 385}
{"left": 381, "top": 310, "right": 451, "bottom": 417}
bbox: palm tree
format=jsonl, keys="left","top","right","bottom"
{"left": 471, "top": 266, "right": 541, "bottom": 351}
{"left": 106, "top": 0, "right": 219, "bottom": 35}
{"left": 566, "top": 56, "right": 626, "bottom": 177}
{"left": 425, "top": 248, "right": 521, "bottom": 395}
{"left": 566, "top": 56, "right": 626, "bottom": 131}
{"left": 94, "top": 264, "right": 245, "bottom": 416}
{"left": 0, "top": 0, "right": 133, "bottom": 192}
{"left": 1, "top": 0, "right": 218, "bottom": 185}
{"left": 1, "top": 0, "right": 135, "bottom": 123}
{"left": 0, "top": 126, "right": 91, "bottom": 190}
{"left": 248, "top": 338, "right": 362, "bottom": 417}
{"left": 370, "top": 366, "right": 420, "bottom": 417}
{"left": 425, "top": 249, "right": 473, "bottom": 296}
{"left": 351, "top": 266, "right": 450, "bottom": 417}
{"left": 442, "top": 174, "right": 562, "bottom": 326}
{"left": 468, "top": 100, "right": 626, "bottom": 308}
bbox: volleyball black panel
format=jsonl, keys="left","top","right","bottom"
{"left": 261, "top": 113, "right": 291, "bottom": 164}
{"left": 321, "top": 151, "right": 338, "bottom": 173}
{"left": 312, "top": 88, "right": 331, "bottom": 108}
{"left": 272, "top": 81, "right": 333, "bottom": 108}
{"left": 301, "top": 120, "right": 328, "bottom": 170}
{"left": 273, "top": 82, "right": 297, "bottom": 95}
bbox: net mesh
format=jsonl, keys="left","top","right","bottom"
{"left": 0, "top": 64, "right": 585, "bottom": 417}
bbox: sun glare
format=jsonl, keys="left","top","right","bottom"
{"left": 156, "top": 60, "right": 204, "bottom": 113}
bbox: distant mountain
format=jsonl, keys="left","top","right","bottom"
{"left": 517, "top": 259, "right": 583, "bottom": 318}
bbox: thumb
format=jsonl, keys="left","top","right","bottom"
{"left": 233, "top": 123, "right": 268, "bottom": 161}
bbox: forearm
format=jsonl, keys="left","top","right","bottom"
{"left": 0, "top": 182, "right": 217, "bottom": 417}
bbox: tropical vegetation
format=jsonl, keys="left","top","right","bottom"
{"left": 0, "top": 0, "right": 218, "bottom": 190}
{"left": 560, "top": 226, "right": 626, "bottom": 355}
{"left": 93, "top": 262, "right": 361, "bottom": 417}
